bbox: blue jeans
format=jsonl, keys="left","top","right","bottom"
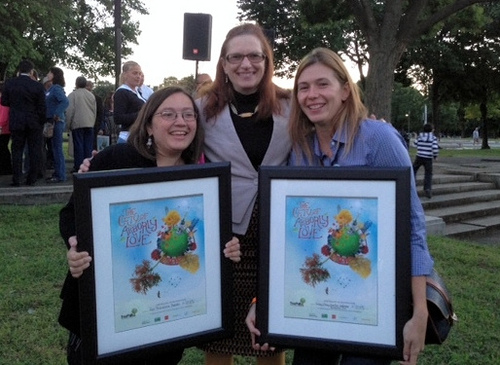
{"left": 292, "top": 348, "right": 392, "bottom": 365}
{"left": 72, "top": 127, "right": 94, "bottom": 171}
{"left": 51, "top": 120, "right": 66, "bottom": 181}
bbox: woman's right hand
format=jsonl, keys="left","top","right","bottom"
{"left": 78, "top": 150, "right": 98, "bottom": 173}
{"left": 245, "top": 303, "right": 275, "bottom": 352}
{"left": 67, "top": 236, "right": 92, "bottom": 278}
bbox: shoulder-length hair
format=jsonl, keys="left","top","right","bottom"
{"left": 128, "top": 86, "right": 204, "bottom": 165}
{"left": 49, "top": 67, "right": 66, "bottom": 87}
{"left": 289, "top": 47, "right": 367, "bottom": 163}
{"left": 202, "top": 23, "right": 290, "bottom": 120}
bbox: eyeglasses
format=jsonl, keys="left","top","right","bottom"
{"left": 225, "top": 53, "right": 266, "bottom": 64}
{"left": 154, "top": 110, "right": 197, "bottom": 122}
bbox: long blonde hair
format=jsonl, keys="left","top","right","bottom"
{"left": 202, "top": 23, "right": 290, "bottom": 120}
{"left": 289, "top": 47, "right": 367, "bottom": 163}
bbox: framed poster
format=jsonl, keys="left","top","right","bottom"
{"left": 256, "top": 166, "right": 412, "bottom": 360}
{"left": 96, "top": 135, "right": 110, "bottom": 151}
{"left": 73, "top": 162, "right": 233, "bottom": 364}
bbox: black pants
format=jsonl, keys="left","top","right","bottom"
{"left": 66, "top": 332, "right": 184, "bottom": 365}
{"left": 0, "top": 133, "right": 12, "bottom": 175}
{"left": 10, "top": 126, "right": 42, "bottom": 184}
{"left": 413, "top": 156, "right": 433, "bottom": 192}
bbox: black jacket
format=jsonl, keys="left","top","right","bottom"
{"left": 1, "top": 74, "right": 46, "bottom": 131}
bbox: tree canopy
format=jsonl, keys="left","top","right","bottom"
{"left": 236, "top": 0, "right": 496, "bottom": 120}
{"left": 0, "top": 0, "right": 147, "bottom": 79}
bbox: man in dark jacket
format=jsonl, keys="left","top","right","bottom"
{"left": 1, "top": 60, "right": 46, "bottom": 186}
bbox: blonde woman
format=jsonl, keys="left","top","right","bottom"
{"left": 114, "top": 60, "right": 145, "bottom": 143}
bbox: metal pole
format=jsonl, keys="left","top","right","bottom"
{"left": 114, "top": 0, "right": 122, "bottom": 89}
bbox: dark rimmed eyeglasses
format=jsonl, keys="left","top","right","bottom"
{"left": 153, "top": 110, "right": 197, "bottom": 122}
{"left": 225, "top": 53, "right": 266, "bottom": 64}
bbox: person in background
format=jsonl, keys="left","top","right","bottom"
{"left": 22, "top": 69, "right": 42, "bottom": 177}
{"left": 42, "top": 76, "right": 55, "bottom": 172}
{"left": 413, "top": 123, "right": 439, "bottom": 199}
{"left": 85, "top": 80, "right": 105, "bottom": 151}
{"left": 102, "top": 92, "right": 117, "bottom": 144}
{"left": 246, "top": 47, "right": 434, "bottom": 365}
{"left": 58, "top": 86, "right": 241, "bottom": 365}
{"left": 196, "top": 23, "right": 291, "bottom": 365}
{"left": 114, "top": 61, "right": 145, "bottom": 143}
{"left": 138, "top": 72, "right": 154, "bottom": 101}
{"left": 45, "top": 66, "right": 69, "bottom": 183}
{"left": 67, "top": 76, "right": 97, "bottom": 173}
{"left": 1, "top": 60, "right": 46, "bottom": 186}
{"left": 472, "top": 127, "right": 479, "bottom": 146}
{"left": 0, "top": 81, "right": 13, "bottom": 176}
{"left": 195, "top": 73, "right": 212, "bottom": 98}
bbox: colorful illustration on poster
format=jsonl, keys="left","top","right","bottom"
{"left": 108, "top": 194, "right": 206, "bottom": 332}
{"left": 284, "top": 196, "right": 379, "bottom": 326}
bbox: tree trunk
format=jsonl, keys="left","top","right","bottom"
{"left": 430, "top": 78, "right": 441, "bottom": 136}
{"left": 480, "top": 101, "right": 490, "bottom": 149}
{"left": 363, "top": 50, "right": 397, "bottom": 121}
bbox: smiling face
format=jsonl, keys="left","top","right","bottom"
{"left": 222, "top": 34, "right": 266, "bottom": 95}
{"left": 147, "top": 92, "right": 197, "bottom": 165}
{"left": 296, "top": 63, "right": 350, "bottom": 128}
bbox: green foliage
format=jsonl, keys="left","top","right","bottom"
{"left": 93, "top": 80, "right": 116, "bottom": 101}
{"left": 0, "top": 0, "right": 148, "bottom": 79}
{"left": 391, "top": 82, "right": 427, "bottom": 132}
{"left": 237, "top": 0, "right": 498, "bottom": 121}
{"left": 158, "top": 75, "right": 196, "bottom": 95}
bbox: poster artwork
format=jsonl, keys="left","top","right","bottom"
{"left": 108, "top": 194, "right": 206, "bottom": 333}
{"left": 284, "top": 196, "right": 379, "bottom": 326}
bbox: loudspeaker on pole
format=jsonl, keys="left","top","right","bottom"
{"left": 183, "top": 13, "right": 212, "bottom": 61}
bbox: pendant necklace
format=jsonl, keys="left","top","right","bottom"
{"left": 229, "top": 102, "right": 258, "bottom": 118}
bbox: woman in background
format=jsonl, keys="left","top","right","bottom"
{"left": 114, "top": 61, "right": 145, "bottom": 143}
{"left": 45, "top": 66, "right": 69, "bottom": 183}
{"left": 0, "top": 81, "right": 13, "bottom": 175}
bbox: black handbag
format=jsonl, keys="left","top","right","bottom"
{"left": 425, "top": 269, "right": 458, "bottom": 344}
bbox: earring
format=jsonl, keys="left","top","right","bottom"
{"left": 146, "top": 136, "right": 152, "bottom": 148}
{"left": 225, "top": 74, "right": 228, "bottom": 83}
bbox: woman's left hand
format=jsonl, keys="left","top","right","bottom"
{"left": 223, "top": 236, "right": 241, "bottom": 262}
{"left": 399, "top": 313, "right": 427, "bottom": 364}
{"left": 400, "top": 276, "right": 428, "bottom": 365}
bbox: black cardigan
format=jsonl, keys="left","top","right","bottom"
{"left": 58, "top": 143, "right": 155, "bottom": 335}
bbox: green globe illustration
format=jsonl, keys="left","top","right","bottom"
{"left": 160, "top": 230, "right": 189, "bottom": 257}
{"left": 332, "top": 229, "right": 361, "bottom": 257}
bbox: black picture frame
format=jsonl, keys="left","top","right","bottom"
{"left": 73, "top": 162, "right": 233, "bottom": 364}
{"left": 257, "top": 166, "right": 412, "bottom": 360}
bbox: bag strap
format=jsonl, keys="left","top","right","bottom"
{"left": 427, "top": 275, "right": 458, "bottom": 322}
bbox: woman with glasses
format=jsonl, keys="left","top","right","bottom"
{"left": 58, "top": 87, "right": 241, "bottom": 365}
{"left": 196, "top": 23, "right": 291, "bottom": 365}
